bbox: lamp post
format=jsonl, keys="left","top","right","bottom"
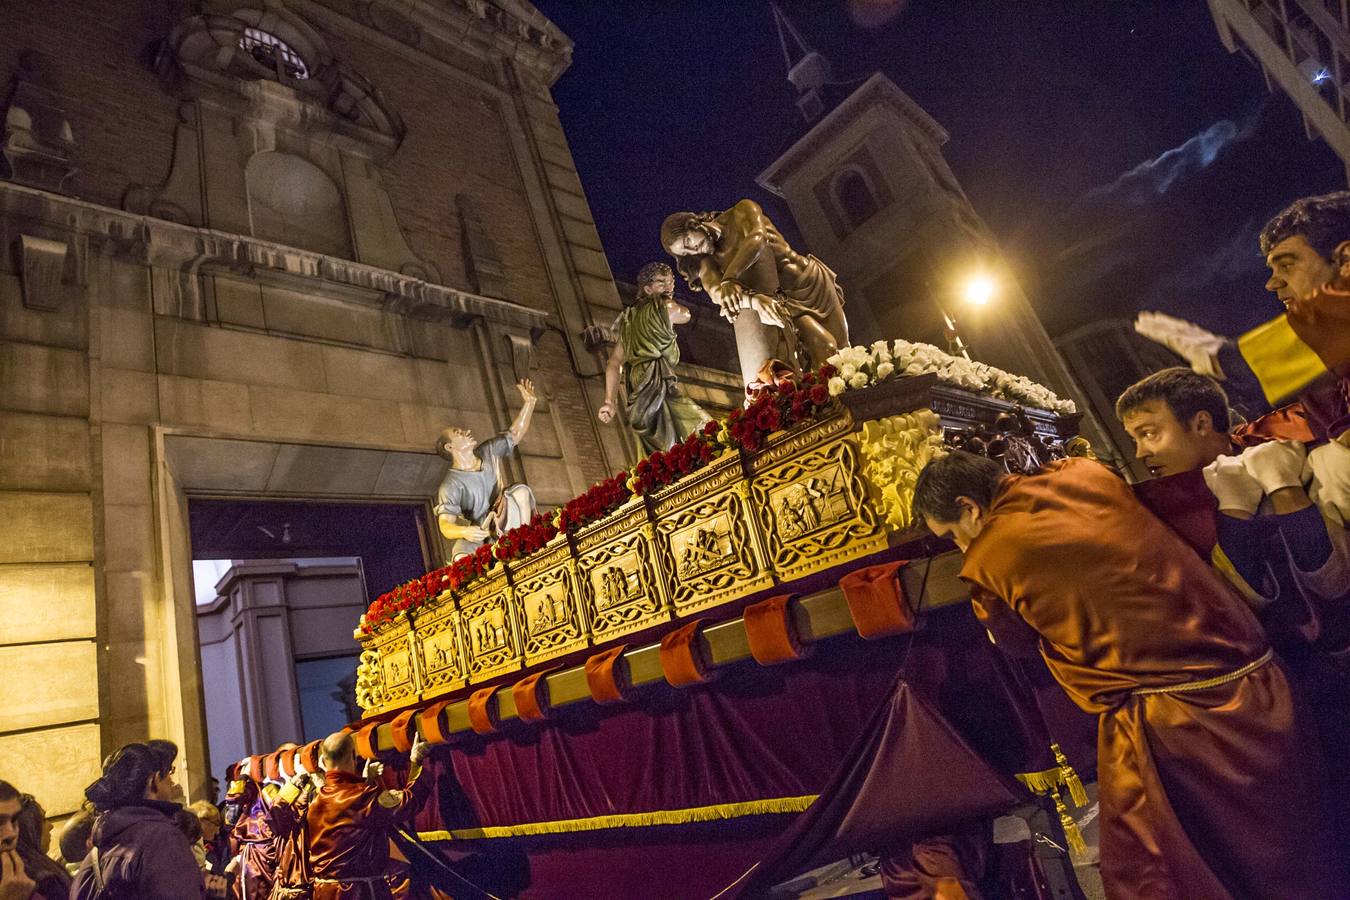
{"left": 936, "top": 272, "right": 999, "bottom": 361}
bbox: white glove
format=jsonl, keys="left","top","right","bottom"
{"left": 1203, "top": 455, "right": 1264, "bottom": 517}
{"left": 363, "top": 759, "right": 384, "bottom": 780}
{"left": 410, "top": 735, "right": 432, "bottom": 765}
{"left": 1307, "top": 440, "right": 1350, "bottom": 526}
{"left": 1134, "top": 312, "right": 1228, "bottom": 379}
{"left": 1239, "top": 439, "right": 1308, "bottom": 494}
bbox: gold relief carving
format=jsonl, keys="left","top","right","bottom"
{"left": 513, "top": 544, "right": 588, "bottom": 665}
{"left": 751, "top": 433, "right": 886, "bottom": 581}
{"left": 577, "top": 521, "right": 671, "bottom": 643}
{"left": 459, "top": 575, "right": 522, "bottom": 682}
{"left": 752, "top": 412, "right": 853, "bottom": 469}
{"left": 654, "top": 481, "right": 772, "bottom": 615}
{"left": 414, "top": 605, "right": 466, "bottom": 698}
{"left": 376, "top": 634, "right": 417, "bottom": 708}
{"left": 856, "top": 410, "right": 945, "bottom": 532}
{"left": 355, "top": 648, "right": 383, "bottom": 712}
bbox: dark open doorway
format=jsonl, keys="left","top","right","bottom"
{"left": 188, "top": 499, "right": 433, "bottom": 786}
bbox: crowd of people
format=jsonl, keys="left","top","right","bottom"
{"left": 912, "top": 190, "right": 1350, "bottom": 898}
{"left": 0, "top": 731, "right": 439, "bottom": 900}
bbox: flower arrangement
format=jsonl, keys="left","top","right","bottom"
{"left": 825, "top": 340, "right": 1076, "bottom": 415}
{"left": 360, "top": 542, "right": 498, "bottom": 634}
{"left": 720, "top": 364, "right": 837, "bottom": 453}
{"left": 358, "top": 347, "right": 1077, "bottom": 638}
{"left": 628, "top": 425, "right": 723, "bottom": 495}
{"left": 493, "top": 512, "right": 559, "bottom": 562}
{"left": 555, "top": 472, "right": 634, "bottom": 534}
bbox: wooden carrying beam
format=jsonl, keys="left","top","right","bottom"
{"left": 357, "top": 553, "right": 967, "bottom": 756}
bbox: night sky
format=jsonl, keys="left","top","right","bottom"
{"left": 534, "top": 0, "right": 1346, "bottom": 339}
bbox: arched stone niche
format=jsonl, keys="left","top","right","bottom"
{"left": 246, "top": 151, "right": 353, "bottom": 259}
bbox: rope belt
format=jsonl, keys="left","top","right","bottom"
{"left": 312, "top": 875, "right": 387, "bottom": 885}
{"left": 1132, "top": 648, "right": 1274, "bottom": 696}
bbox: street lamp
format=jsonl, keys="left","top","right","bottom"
{"left": 962, "top": 273, "right": 997, "bottom": 307}
{"left": 937, "top": 271, "right": 1000, "bottom": 361}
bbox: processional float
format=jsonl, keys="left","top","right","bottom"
{"left": 240, "top": 206, "right": 1097, "bottom": 898}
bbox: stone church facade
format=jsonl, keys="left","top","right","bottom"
{"left": 0, "top": 0, "right": 628, "bottom": 812}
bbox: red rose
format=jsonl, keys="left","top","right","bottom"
{"left": 810, "top": 385, "right": 828, "bottom": 404}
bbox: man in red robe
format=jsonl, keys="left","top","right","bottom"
{"left": 912, "top": 451, "right": 1345, "bottom": 899}
{"left": 270, "top": 731, "right": 435, "bottom": 900}
{"left": 1115, "top": 368, "right": 1349, "bottom": 650}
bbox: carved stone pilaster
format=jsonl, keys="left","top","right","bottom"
{"left": 456, "top": 193, "right": 507, "bottom": 298}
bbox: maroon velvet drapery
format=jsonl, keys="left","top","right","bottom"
{"left": 406, "top": 604, "right": 1096, "bottom": 899}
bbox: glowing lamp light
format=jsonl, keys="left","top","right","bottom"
{"left": 962, "top": 274, "right": 997, "bottom": 307}
{"left": 1313, "top": 68, "right": 1332, "bottom": 84}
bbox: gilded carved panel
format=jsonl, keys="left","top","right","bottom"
{"left": 575, "top": 501, "right": 670, "bottom": 642}
{"left": 458, "top": 572, "right": 523, "bottom": 683}
{"left": 651, "top": 454, "right": 773, "bottom": 615}
{"left": 510, "top": 538, "right": 589, "bottom": 666}
{"left": 372, "top": 624, "right": 418, "bottom": 710}
{"left": 749, "top": 419, "right": 887, "bottom": 581}
{"left": 412, "top": 598, "right": 467, "bottom": 699}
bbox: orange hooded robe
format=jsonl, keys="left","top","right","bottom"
{"left": 959, "top": 458, "right": 1344, "bottom": 900}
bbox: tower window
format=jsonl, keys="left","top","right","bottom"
{"left": 835, "top": 168, "right": 879, "bottom": 232}
{"left": 240, "top": 27, "right": 309, "bottom": 80}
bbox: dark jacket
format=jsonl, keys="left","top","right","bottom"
{"left": 71, "top": 800, "right": 204, "bottom": 899}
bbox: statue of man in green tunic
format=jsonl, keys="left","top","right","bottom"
{"left": 597, "top": 262, "right": 711, "bottom": 453}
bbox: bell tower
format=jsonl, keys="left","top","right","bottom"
{"left": 758, "top": 7, "right": 1111, "bottom": 452}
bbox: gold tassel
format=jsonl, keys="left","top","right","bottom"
{"left": 1051, "top": 785, "right": 1087, "bottom": 857}
{"left": 1052, "top": 743, "right": 1088, "bottom": 807}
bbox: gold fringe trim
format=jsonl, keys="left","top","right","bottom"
{"left": 1018, "top": 743, "right": 1090, "bottom": 858}
{"left": 416, "top": 795, "right": 819, "bottom": 841}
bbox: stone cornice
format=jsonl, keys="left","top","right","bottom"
{"left": 756, "top": 73, "right": 949, "bottom": 194}
{"left": 0, "top": 181, "right": 550, "bottom": 331}
{"left": 308, "top": 0, "right": 573, "bottom": 87}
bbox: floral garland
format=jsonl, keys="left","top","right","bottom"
{"left": 721, "top": 365, "right": 836, "bottom": 453}
{"left": 628, "top": 424, "right": 723, "bottom": 495}
{"left": 493, "top": 512, "right": 559, "bottom": 562}
{"left": 360, "top": 352, "right": 1072, "bottom": 634}
{"left": 555, "top": 472, "right": 633, "bottom": 534}
{"left": 361, "top": 538, "right": 498, "bottom": 634}
{"left": 825, "top": 341, "right": 1076, "bottom": 415}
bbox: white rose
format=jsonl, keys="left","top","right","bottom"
{"left": 848, "top": 372, "right": 870, "bottom": 389}
{"left": 876, "top": 361, "right": 894, "bottom": 379}
{"left": 840, "top": 363, "right": 857, "bottom": 379}
{"left": 828, "top": 376, "right": 847, "bottom": 396}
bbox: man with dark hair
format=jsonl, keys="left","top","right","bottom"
{"left": 1113, "top": 367, "right": 1232, "bottom": 478}
{"left": 1136, "top": 191, "right": 1350, "bottom": 522}
{"left": 912, "top": 451, "right": 1345, "bottom": 898}
{"left": 1116, "top": 368, "right": 1349, "bottom": 657}
{"left": 0, "top": 781, "right": 36, "bottom": 900}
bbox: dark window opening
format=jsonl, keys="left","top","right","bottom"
{"left": 240, "top": 27, "right": 310, "bottom": 80}
{"left": 836, "top": 169, "right": 880, "bottom": 232}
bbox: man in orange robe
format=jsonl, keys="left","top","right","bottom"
{"left": 270, "top": 732, "right": 435, "bottom": 900}
{"left": 913, "top": 451, "right": 1345, "bottom": 899}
